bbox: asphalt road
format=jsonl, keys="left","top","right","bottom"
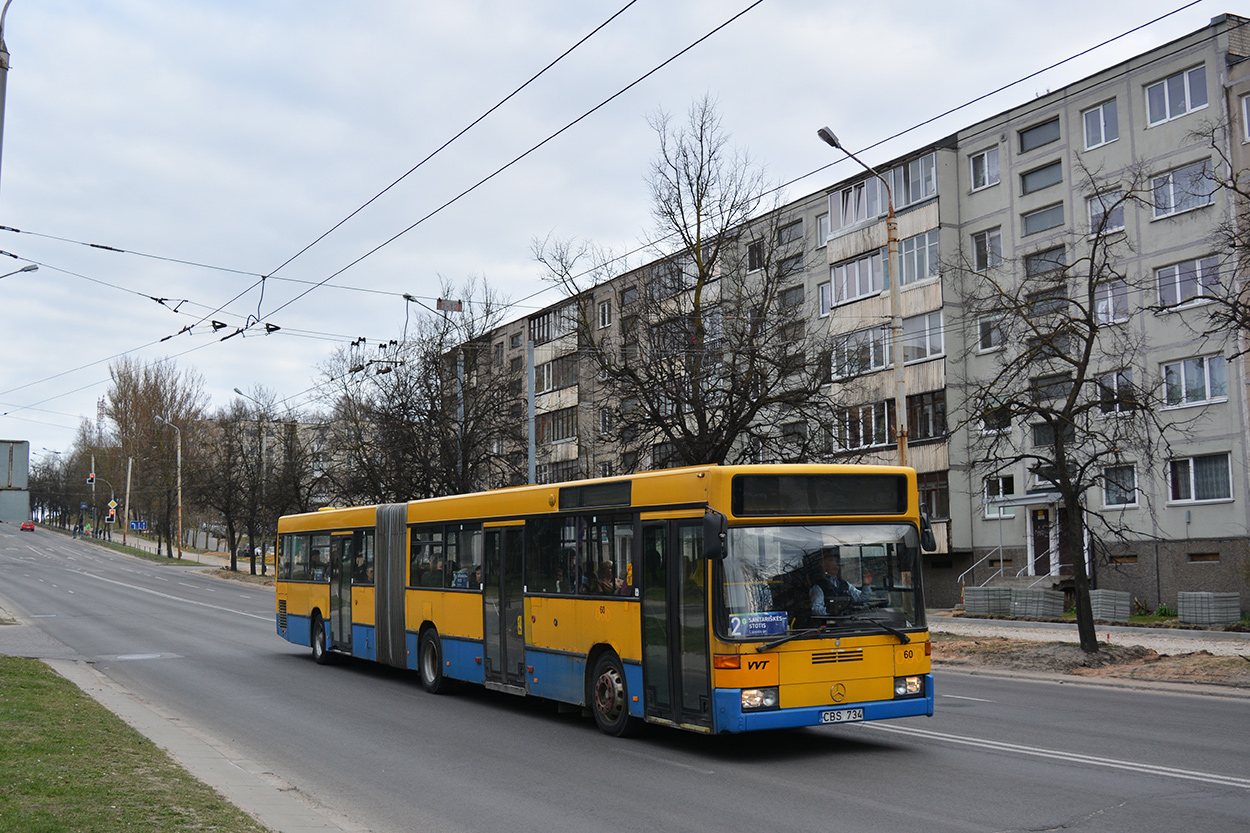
{"left": 3, "top": 524, "right": 1248, "bottom": 833}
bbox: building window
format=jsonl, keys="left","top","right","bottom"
{"left": 830, "top": 249, "right": 885, "bottom": 304}
{"left": 970, "top": 147, "right": 1000, "bottom": 191}
{"left": 598, "top": 407, "right": 614, "bottom": 434}
{"left": 917, "top": 471, "right": 950, "bottom": 520}
{"left": 908, "top": 390, "right": 946, "bottom": 442}
{"left": 902, "top": 311, "right": 943, "bottom": 363}
{"left": 816, "top": 213, "right": 829, "bottom": 245}
{"left": 982, "top": 405, "right": 1011, "bottom": 434}
{"left": 509, "top": 356, "right": 523, "bottom": 373}
{"left": 838, "top": 178, "right": 882, "bottom": 227}
{"left": 832, "top": 327, "right": 890, "bottom": 378}
{"left": 493, "top": 342, "right": 504, "bottom": 366}
{"left": 597, "top": 461, "right": 613, "bottom": 479}
{"left": 777, "top": 220, "right": 803, "bottom": 247}
{"left": 536, "top": 406, "right": 578, "bottom": 445}
{"left": 1146, "top": 65, "right": 1207, "bottom": 126}
{"left": 1164, "top": 355, "right": 1226, "bottom": 407}
{"left": 1026, "top": 285, "right": 1067, "bottom": 318}
{"left": 899, "top": 229, "right": 940, "bottom": 286}
{"left": 1083, "top": 99, "right": 1119, "bottom": 149}
{"left": 1243, "top": 93, "right": 1250, "bottom": 142}
{"left": 1024, "top": 245, "right": 1065, "bottom": 278}
{"left": 1021, "top": 160, "right": 1062, "bottom": 195}
{"left": 535, "top": 354, "right": 578, "bottom": 394}
{"left": 1103, "top": 465, "right": 1138, "bottom": 507}
{"left": 1152, "top": 160, "right": 1212, "bottom": 218}
{"left": 1022, "top": 203, "right": 1064, "bottom": 236}
{"left": 1031, "top": 373, "right": 1072, "bottom": 402}
{"left": 597, "top": 300, "right": 612, "bottom": 329}
{"left": 530, "top": 305, "right": 575, "bottom": 346}
{"left": 972, "top": 228, "right": 1002, "bottom": 271}
{"left": 621, "top": 286, "right": 638, "bottom": 307}
{"left": 836, "top": 401, "right": 894, "bottom": 450}
{"left": 817, "top": 281, "right": 832, "bottom": 317}
{"left": 984, "top": 475, "right": 1015, "bottom": 518}
{"left": 1169, "top": 453, "right": 1231, "bottom": 502}
{"left": 1156, "top": 255, "right": 1220, "bottom": 307}
{"left": 1032, "top": 420, "right": 1075, "bottom": 448}
{"left": 509, "top": 332, "right": 522, "bottom": 349}
{"left": 978, "top": 317, "right": 1004, "bottom": 352}
{"left": 780, "top": 285, "right": 804, "bottom": 309}
{"left": 1100, "top": 369, "right": 1136, "bottom": 413}
{"left": 1087, "top": 190, "right": 1125, "bottom": 234}
{"left": 1019, "top": 117, "right": 1060, "bottom": 153}
{"left": 1095, "top": 279, "right": 1129, "bottom": 324}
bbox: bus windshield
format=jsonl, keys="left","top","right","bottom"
{"left": 719, "top": 523, "right": 924, "bottom": 640}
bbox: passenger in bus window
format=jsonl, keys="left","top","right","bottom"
{"left": 422, "top": 559, "right": 445, "bottom": 587}
{"left": 810, "top": 548, "right": 874, "bottom": 615}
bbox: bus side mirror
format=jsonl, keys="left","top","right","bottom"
{"left": 704, "top": 509, "right": 727, "bottom": 560}
{"left": 919, "top": 505, "right": 938, "bottom": 553}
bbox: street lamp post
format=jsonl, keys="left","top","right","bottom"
{"left": 817, "top": 127, "right": 908, "bottom": 467}
{"left": 0, "top": 263, "right": 36, "bottom": 280}
{"left": 155, "top": 415, "right": 182, "bottom": 559}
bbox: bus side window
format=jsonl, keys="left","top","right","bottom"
{"left": 310, "top": 535, "right": 330, "bottom": 582}
{"left": 289, "top": 534, "right": 309, "bottom": 581}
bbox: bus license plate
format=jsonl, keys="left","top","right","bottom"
{"left": 820, "top": 708, "right": 864, "bottom": 724}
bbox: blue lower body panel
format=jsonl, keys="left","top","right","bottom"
{"left": 712, "top": 673, "right": 935, "bottom": 733}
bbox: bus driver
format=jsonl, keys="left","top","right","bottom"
{"left": 810, "top": 547, "right": 874, "bottom": 616}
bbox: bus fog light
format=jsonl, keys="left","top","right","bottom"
{"left": 741, "top": 687, "right": 779, "bottom": 711}
{"left": 894, "top": 676, "right": 923, "bottom": 697}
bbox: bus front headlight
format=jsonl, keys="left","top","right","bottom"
{"left": 894, "top": 676, "right": 924, "bottom": 698}
{"left": 741, "top": 687, "right": 780, "bottom": 711}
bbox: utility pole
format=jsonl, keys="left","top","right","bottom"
{"left": 122, "top": 456, "right": 132, "bottom": 546}
{"left": 0, "top": 0, "right": 16, "bottom": 198}
{"left": 155, "top": 415, "right": 182, "bottom": 559}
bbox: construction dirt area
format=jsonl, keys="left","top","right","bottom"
{"left": 931, "top": 630, "right": 1250, "bottom": 689}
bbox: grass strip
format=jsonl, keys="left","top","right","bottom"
{"left": 0, "top": 656, "right": 270, "bottom": 833}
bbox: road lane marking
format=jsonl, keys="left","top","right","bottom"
{"left": 866, "top": 723, "right": 1250, "bottom": 790}
{"left": 67, "top": 569, "right": 270, "bottom": 621}
{"left": 942, "top": 694, "right": 993, "bottom": 702}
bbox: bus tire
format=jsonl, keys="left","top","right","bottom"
{"left": 419, "top": 629, "right": 452, "bottom": 694}
{"left": 311, "top": 615, "right": 330, "bottom": 665}
{"left": 590, "top": 653, "right": 642, "bottom": 737}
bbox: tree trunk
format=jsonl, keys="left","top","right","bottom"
{"left": 1060, "top": 501, "right": 1098, "bottom": 652}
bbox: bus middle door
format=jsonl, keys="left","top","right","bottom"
{"left": 329, "top": 532, "right": 354, "bottom": 655}
{"left": 483, "top": 524, "right": 526, "bottom": 691}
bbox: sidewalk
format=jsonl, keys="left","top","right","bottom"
{"left": 929, "top": 610, "right": 1250, "bottom": 657}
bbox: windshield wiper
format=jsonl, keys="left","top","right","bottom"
{"left": 756, "top": 617, "right": 911, "bottom": 651}
{"left": 757, "top": 625, "right": 826, "bottom": 652}
{"left": 833, "top": 615, "right": 911, "bottom": 644}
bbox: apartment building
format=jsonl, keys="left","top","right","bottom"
{"left": 479, "top": 14, "right": 1250, "bottom": 611}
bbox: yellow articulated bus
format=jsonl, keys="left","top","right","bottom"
{"left": 274, "top": 464, "right": 936, "bottom": 736}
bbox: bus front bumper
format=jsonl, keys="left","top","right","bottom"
{"left": 712, "top": 673, "right": 934, "bottom": 733}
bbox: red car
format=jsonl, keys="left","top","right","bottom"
{"left": 20, "top": 521, "right": 35, "bottom": 531}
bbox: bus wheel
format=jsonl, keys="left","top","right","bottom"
{"left": 590, "top": 653, "right": 641, "bottom": 737}
{"left": 419, "top": 629, "right": 452, "bottom": 694}
{"left": 311, "top": 615, "right": 330, "bottom": 665}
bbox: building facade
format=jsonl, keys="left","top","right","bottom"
{"left": 475, "top": 14, "right": 1250, "bottom": 613}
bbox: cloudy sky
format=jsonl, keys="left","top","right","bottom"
{"left": 0, "top": 0, "right": 1225, "bottom": 458}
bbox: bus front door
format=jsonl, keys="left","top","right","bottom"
{"left": 329, "top": 533, "right": 353, "bottom": 655}
{"left": 483, "top": 527, "right": 526, "bottom": 690}
{"left": 641, "top": 520, "right": 712, "bottom": 729}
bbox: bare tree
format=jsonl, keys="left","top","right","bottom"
{"left": 318, "top": 277, "right": 519, "bottom": 503}
{"left": 952, "top": 161, "right": 1181, "bottom": 652}
{"left": 103, "top": 357, "right": 207, "bottom": 557}
{"left": 536, "top": 95, "right": 835, "bottom": 469}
